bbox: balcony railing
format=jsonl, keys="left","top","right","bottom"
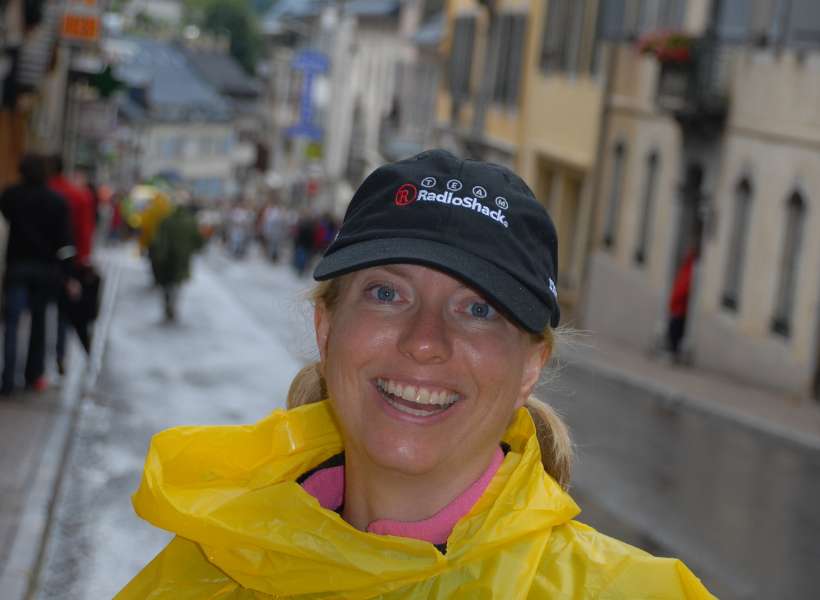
{"left": 641, "top": 32, "right": 729, "bottom": 135}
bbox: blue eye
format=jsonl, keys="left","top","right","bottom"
{"left": 469, "top": 302, "right": 496, "bottom": 319}
{"left": 368, "top": 284, "right": 397, "bottom": 302}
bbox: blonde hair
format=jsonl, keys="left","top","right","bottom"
{"left": 287, "top": 279, "right": 573, "bottom": 490}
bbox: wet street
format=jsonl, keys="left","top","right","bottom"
{"left": 25, "top": 241, "right": 820, "bottom": 600}
{"left": 33, "top": 242, "right": 311, "bottom": 599}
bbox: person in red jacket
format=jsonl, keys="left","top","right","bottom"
{"left": 48, "top": 156, "right": 96, "bottom": 373}
{"left": 667, "top": 245, "right": 699, "bottom": 360}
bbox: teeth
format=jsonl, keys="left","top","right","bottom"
{"left": 376, "top": 378, "right": 460, "bottom": 407}
{"left": 384, "top": 395, "right": 438, "bottom": 417}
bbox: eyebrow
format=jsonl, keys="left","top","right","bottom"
{"left": 372, "top": 264, "right": 471, "bottom": 292}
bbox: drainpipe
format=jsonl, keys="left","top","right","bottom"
{"left": 577, "top": 38, "right": 618, "bottom": 327}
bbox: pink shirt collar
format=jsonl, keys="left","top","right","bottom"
{"left": 301, "top": 447, "right": 505, "bottom": 546}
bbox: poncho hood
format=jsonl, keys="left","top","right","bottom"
{"left": 131, "top": 401, "right": 580, "bottom": 597}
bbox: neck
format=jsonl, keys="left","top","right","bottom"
{"left": 341, "top": 445, "right": 498, "bottom": 531}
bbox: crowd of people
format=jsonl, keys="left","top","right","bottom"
{"left": 218, "top": 201, "right": 339, "bottom": 277}
{"left": 0, "top": 153, "right": 99, "bottom": 396}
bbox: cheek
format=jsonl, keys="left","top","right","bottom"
{"left": 323, "top": 311, "right": 395, "bottom": 405}
{"left": 463, "top": 336, "right": 528, "bottom": 395}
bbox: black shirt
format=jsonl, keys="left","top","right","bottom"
{"left": 0, "top": 182, "right": 75, "bottom": 269}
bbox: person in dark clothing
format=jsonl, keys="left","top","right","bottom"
{"left": 0, "top": 154, "right": 76, "bottom": 394}
{"left": 293, "top": 214, "right": 316, "bottom": 277}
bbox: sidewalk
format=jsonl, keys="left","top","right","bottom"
{"left": 0, "top": 258, "right": 119, "bottom": 600}
{"left": 0, "top": 346, "right": 85, "bottom": 600}
{"left": 558, "top": 333, "right": 820, "bottom": 448}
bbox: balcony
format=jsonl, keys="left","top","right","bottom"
{"left": 641, "top": 32, "right": 729, "bottom": 137}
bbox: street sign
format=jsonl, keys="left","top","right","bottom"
{"left": 286, "top": 49, "right": 329, "bottom": 141}
{"left": 61, "top": 0, "right": 101, "bottom": 44}
{"left": 284, "top": 123, "right": 323, "bottom": 142}
{"left": 291, "top": 50, "right": 329, "bottom": 73}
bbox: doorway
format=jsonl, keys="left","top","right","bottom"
{"left": 671, "top": 162, "right": 705, "bottom": 278}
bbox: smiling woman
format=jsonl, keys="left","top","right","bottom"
{"left": 115, "top": 150, "right": 715, "bottom": 599}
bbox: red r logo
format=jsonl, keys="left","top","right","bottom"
{"left": 394, "top": 183, "right": 417, "bottom": 206}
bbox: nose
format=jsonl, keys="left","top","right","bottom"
{"left": 397, "top": 302, "right": 452, "bottom": 364}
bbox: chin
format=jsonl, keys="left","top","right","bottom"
{"left": 363, "top": 430, "right": 444, "bottom": 476}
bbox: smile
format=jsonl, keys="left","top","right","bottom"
{"left": 375, "top": 378, "right": 461, "bottom": 417}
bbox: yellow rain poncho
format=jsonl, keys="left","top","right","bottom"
{"left": 116, "top": 402, "right": 715, "bottom": 599}
{"left": 126, "top": 185, "right": 172, "bottom": 252}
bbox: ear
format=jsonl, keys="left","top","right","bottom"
{"left": 514, "top": 341, "right": 551, "bottom": 410}
{"left": 314, "top": 303, "right": 330, "bottom": 365}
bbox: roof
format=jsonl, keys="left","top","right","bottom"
{"left": 263, "top": 0, "right": 329, "bottom": 34}
{"left": 265, "top": 0, "right": 329, "bottom": 20}
{"left": 344, "top": 0, "right": 401, "bottom": 18}
{"left": 263, "top": 0, "right": 400, "bottom": 33}
{"left": 108, "top": 37, "right": 232, "bottom": 123}
{"left": 179, "top": 46, "right": 261, "bottom": 99}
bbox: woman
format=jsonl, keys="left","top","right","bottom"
{"left": 116, "top": 150, "right": 714, "bottom": 598}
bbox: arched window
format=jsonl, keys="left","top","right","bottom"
{"left": 771, "top": 191, "right": 807, "bottom": 337}
{"left": 634, "top": 150, "right": 660, "bottom": 265}
{"left": 603, "top": 141, "right": 627, "bottom": 248}
{"left": 721, "top": 178, "right": 753, "bottom": 311}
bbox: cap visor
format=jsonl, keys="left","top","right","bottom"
{"left": 313, "top": 238, "right": 553, "bottom": 332}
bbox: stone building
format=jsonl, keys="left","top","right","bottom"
{"left": 582, "top": 0, "right": 820, "bottom": 399}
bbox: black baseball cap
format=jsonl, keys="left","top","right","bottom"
{"left": 313, "top": 149, "right": 560, "bottom": 332}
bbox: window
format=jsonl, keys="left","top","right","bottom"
{"left": 198, "top": 136, "right": 213, "bottom": 156}
{"left": 221, "top": 135, "right": 234, "bottom": 156}
{"left": 638, "top": 0, "right": 686, "bottom": 32}
{"left": 718, "top": 0, "right": 752, "bottom": 42}
{"left": 160, "top": 136, "right": 183, "bottom": 160}
{"left": 634, "top": 150, "right": 660, "bottom": 265}
{"left": 771, "top": 191, "right": 807, "bottom": 337}
{"left": 540, "top": 0, "right": 585, "bottom": 73}
{"left": 493, "top": 14, "right": 527, "bottom": 106}
{"left": 191, "top": 177, "right": 225, "bottom": 199}
{"left": 784, "top": 0, "right": 820, "bottom": 48}
{"left": 448, "top": 16, "right": 476, "bottom": 101}
{"left": 721, "top": 178, "right": 753, "bottom": 311}
{"left": 603, "top": 141, "right": 627, "bottom": 248}
{"left": 598, "top": 0, "right": 628, "bottom": 40}
{"left": 597, "top": 0, "right": 686, "bottom": 41}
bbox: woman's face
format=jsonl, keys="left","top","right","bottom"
{"left": 315, "top": 264, "right": 548, "bottom": 477}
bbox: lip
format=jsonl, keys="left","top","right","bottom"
{"left": 370, "top": 378, "right": 465, "bottom": 425}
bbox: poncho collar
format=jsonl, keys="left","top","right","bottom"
{"left": 132, "top": 401, "right": 580, "bottom": 598}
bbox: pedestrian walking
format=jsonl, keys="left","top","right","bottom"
{"left": 116, "top": 150, "right": 714, "bottom": 598}
{"left": 292, "top": 212, "right": 315, "bottom": 276}
{"left": 225, "top": 201, "right": 253, "bottom": 259}
{"left": 0, "top": 154, "right": 75, "bottom": 395}
{"left": 260, "top": 202, "right": 285, "bottom": 261}
{"left": 148, "top": 203, "right": 204, "bottom": 321}
{"left": 48, "top": 155, "right": 96, "bottom": 374}
{"left": 666, "top": 243, "right": 700, "bottom": 362}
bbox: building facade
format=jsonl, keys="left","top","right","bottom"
{"left": 107, "top": 36, "right": 239, "bottom": 200}
{"left": 582, "top": 0, "right": 820, "bottom": 399}
{"left": 262, "top": 0, "right": 441, "bottom": 215}
{"left": 436, "top": 0, "right": 606, "bottom": 315}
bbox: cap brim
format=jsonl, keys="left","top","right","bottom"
{"left": 313, "top": 238, "right": 555, "bottom": 332}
